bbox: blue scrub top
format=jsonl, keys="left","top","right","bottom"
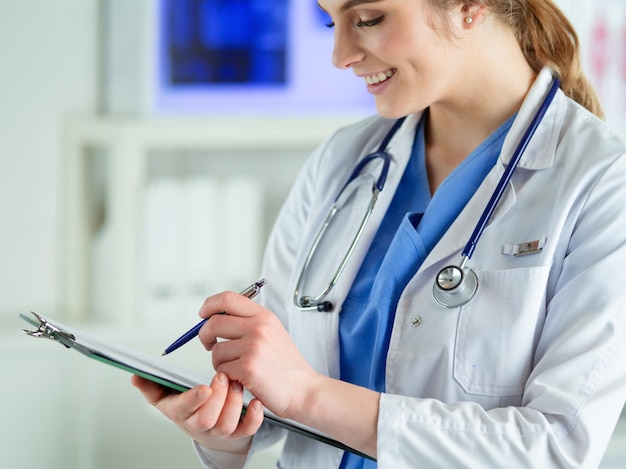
{"left": 338, "top": 111, "right": 515, "bottom": 469}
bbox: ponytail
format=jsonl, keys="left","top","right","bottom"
{"left": 511, "top": 0, "right": 604, "bottom": 119}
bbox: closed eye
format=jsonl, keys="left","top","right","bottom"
{"left": 356, "top": 16, "right": 383, "bottom": 27}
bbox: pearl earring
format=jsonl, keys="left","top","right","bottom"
{"left": 465, "top": 16, "right": 473, "bottom": 24}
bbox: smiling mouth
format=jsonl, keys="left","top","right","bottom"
{"left": 363, "top": 69, "right": 397, "bottom": 85}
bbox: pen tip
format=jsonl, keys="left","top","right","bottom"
{"left": 161, "top": 352, "right": 167, "bottom": 356}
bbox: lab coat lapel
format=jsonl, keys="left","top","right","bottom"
{"left": 420, "top": 163, "right": 515, "bottom": 271}
{"left": 419, "top": 67, "right": 562, "bottom": 272}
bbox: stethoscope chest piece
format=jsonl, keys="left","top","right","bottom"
{"left": 433, "top": 264, "right": 478, "bottom": 308}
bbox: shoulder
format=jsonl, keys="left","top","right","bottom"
{"left": 557, "top": 93, "right": 626, "bottom": 161}
{"left": 548, "top": 94, "right": 626, "bottom": 225}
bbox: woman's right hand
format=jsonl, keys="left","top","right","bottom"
{"left": 131, "top": 372, "right": 264, "bottom": 454}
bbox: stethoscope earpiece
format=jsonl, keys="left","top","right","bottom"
{"left": 316, "top": 301, "right": 333, "bottom": 313}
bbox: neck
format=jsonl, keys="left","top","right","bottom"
{"left": 424, "top": 24, "right": 535, "bottom": 192}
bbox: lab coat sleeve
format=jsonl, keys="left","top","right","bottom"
{"left": 257, "top": 133, "right": 330, "bottom": 326}
{"left": 377, "top": 149, "right": 626, "bottom": 468}
{"left": 192, "top": 422, "right": 284, "bottom": 469}
{"left": 193, "top": 441, "right": 248, "bottom": 469}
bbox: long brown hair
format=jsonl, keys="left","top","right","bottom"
{"left": 431, "top": 0, "right": 605, "bottom": 119}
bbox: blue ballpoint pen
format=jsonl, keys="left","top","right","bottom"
{"left": 161, "top": 279, "right": 266, "bottom": 356}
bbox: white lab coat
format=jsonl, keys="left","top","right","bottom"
{"left": 196, "top": 68, "right": 626, "bottom": 468}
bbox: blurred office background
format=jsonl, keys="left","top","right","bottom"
{"left": 1, "top": 1, "right": 625, "bottom": 468}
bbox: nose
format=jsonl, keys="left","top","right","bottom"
{"left": 331, "top": 28, "right": 364, "bottom": 70}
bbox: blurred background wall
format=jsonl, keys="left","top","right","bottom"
{"left": 1, "top": 1, "right": 625, "bottom": 468}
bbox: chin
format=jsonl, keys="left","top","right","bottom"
{"left": 374, "top": 101, "right": 412, "bottom": 120}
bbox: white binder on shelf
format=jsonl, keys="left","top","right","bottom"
{"left": 141, "top": 178, "right": 186, "bottom": 320}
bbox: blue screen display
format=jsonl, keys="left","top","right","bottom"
{"left": 164, "top": 0, "right": 288, "bottom": 85}
{"left": 156, "top": 0, "right": 374, "bottom": 115}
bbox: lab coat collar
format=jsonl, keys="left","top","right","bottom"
{"left": 500, "top": 67, "right": 564, "bottom": 170}
{"left": 386, "top": 112, "right": 424, "bottom": 165}
{"left": 419, "top": 68, "right": 564, "bottom": 272}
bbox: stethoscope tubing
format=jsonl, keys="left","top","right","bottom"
{"left": 293, "top": 118, "right": 405, "bottom": 312}
{"left": 434, "top": 76, "right": 561, "bottom": 308}
{"left": 337, "top": 117, "right": 405, "bottom": 197}
{"left": 462, "top": 77, "right": 561, "bottom": 260}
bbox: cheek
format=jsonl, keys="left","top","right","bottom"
{"left": 380, "top": 33, "right": 407, "bottom": 59}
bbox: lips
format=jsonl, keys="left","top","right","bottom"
{"left": 363, "top": 68, "right": 397, "bottom": 85}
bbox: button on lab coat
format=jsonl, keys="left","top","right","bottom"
{"left": 196, "top": 68, "right": 626, "bottom": 468}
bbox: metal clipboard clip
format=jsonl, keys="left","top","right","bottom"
{"left": 20, "top": 311, "right": 76, "bottom": 349}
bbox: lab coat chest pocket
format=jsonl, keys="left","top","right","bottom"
{"left": 453, "top": 265, "right": 551, "bottom": 397}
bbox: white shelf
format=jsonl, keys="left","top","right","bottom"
{"left": 62, "top": 115, "right": 361, "bottom": 326}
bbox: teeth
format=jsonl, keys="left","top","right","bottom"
{"left": 364, "top": 69, "right": 395, "bottom": 85}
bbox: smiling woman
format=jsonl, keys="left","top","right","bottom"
{"left": 132, "top": 1, "right": 626, "bottom": 468}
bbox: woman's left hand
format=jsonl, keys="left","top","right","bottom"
{"left": 197, "top": 291, "right": 321, "bottom": 420}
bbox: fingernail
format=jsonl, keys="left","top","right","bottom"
{"left": 217, "top": 373, "right": 228, "bottom": 386}
{"left": 231, "top": 381, "right": 243, "bottom": 393}
{"left": 251, "top": 400, "right": 262, "bottom": 412}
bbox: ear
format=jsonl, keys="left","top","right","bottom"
{"left": 460, "top": 2, "right": 487, "bottom": 28}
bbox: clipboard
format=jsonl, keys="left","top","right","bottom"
{"left": 19, "top": 311, "right": 374, "bottom": 461}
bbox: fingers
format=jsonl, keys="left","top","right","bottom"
{"left": 197, "top": 292, "right": 263, "bottom": 352}
{"left": 199, "top": 291, "right": 262, "bottom": 320}
{"left": 211, "top": 380, "right": 246, "bottom": 434}
{"left": 237, "top": 398, "right": 265, "bottom": 437}
{"left": 198, "top": 314, "right": 248, "bottom": 352}
{"left": 185, "top": 373, "right": 231, "bottom": 430}
{"left": 206, "top": 381, "right": 263, "bottom": 438}
{"left": 131, "top": 373, "right": 225, "bottom": 423}
{"left": 131, "top": 373, "right": 263, "bottom": 441}
{"left": 131, "top": 374, "right": 175, "bottom": 405}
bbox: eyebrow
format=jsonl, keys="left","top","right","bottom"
{"left": 340, "top": 0, "right": 383, "bottom": 11}
{"left": 318, "top": 0, "right": 383, "bottom": 13}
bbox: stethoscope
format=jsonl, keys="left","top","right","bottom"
{"left": 433, "top": 76, "right": 560, "bottom": 307}
{"left": 293, "top": 117, "right": 405, "bottom": 312}
{"left": 294, "top": 76, "right": 560, "bottom": 312}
